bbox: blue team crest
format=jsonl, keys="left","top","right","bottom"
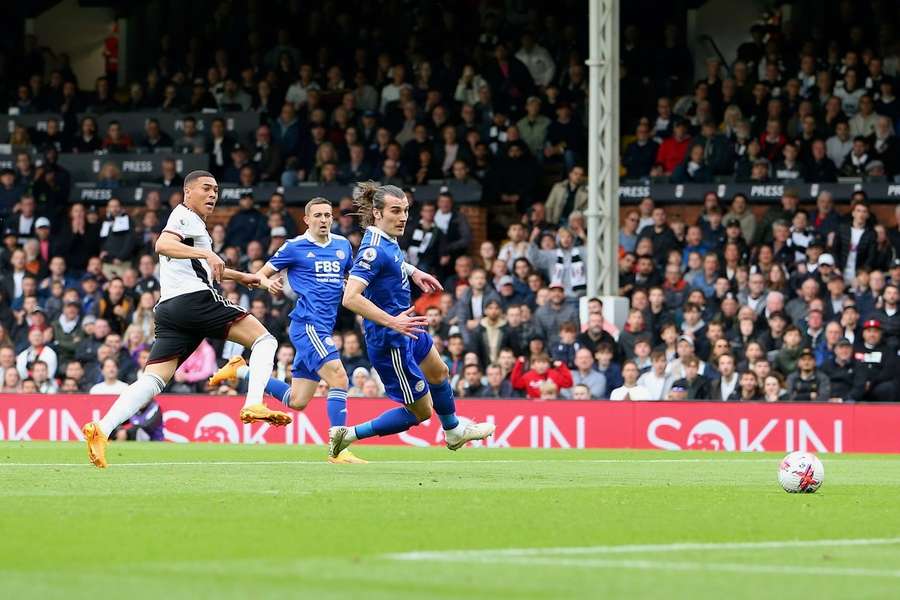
{"left": 362, "top": 247, "right": 377, "bottom": 261}
{"left": 415, "top": 381, "right": 425, "bottom": 392}
{"left": 325, "top": 336, "right": 335, "bottom": 346}
{"left": 336, "top": 249, "right": 345, "bottom": 259}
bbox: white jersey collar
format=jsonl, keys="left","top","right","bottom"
{"left": 367, "top": 225, "right": 398, "bottom": 245}
{"left": 304, "top": 230, "right": 332, "bottom": 248}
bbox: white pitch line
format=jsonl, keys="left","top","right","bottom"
{"left": 385, "top": 537, "right": 900, "bottom": 561}
{"left": 453, "top": 557, "right": 900, "bottom": 579}
{"left": 0, "top": 458, "right": 784, "bottom": 468}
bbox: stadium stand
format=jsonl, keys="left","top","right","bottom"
{"left": 1, "top": 0, "right": 900, "bottom": 403}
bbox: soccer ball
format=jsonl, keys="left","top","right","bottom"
{"left": 778, "top": 451, "right": 824, "bottom": 493}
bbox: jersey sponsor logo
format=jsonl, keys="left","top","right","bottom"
{"left": 415, "top": 380, "right": 425, "bottom": 393}
{"left": 336, "top": 249, "right": 346, "bottom": 259}
{"left": 394, "top": 254, "right": 401, "bottom": 262}
{"left": 315, "top": 260, "right": 342, "bottom": 273}
{"left": 362, "top": 247, "right": 378, "bottom": 262}
{"left": 307, "top": 251, "right": 316, "bottom": 258}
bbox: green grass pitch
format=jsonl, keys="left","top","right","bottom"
{"left": 2, "top": 442, "right": 900, "bottom": 599}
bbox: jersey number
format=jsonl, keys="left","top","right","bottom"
{"left": 315, "top": 260, "right": 342, "bottom": 273}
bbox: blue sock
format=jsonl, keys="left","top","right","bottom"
{"left": 264, "top": 377, "right": 292, "bottom": 407}
{"left": 354, "top": 407, "right": 419, "bottom": 439}
{"left": 430, "top": 379, "right": 460, "bottom": 430}
{"left": 327, "top": 388, "right": 348, "bottom": 427}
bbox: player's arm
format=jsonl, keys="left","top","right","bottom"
{"left": 342, "top": 278, "right": 428, "bottom": 339}
{"left": 254, "top": 262, "right": 284, "bottom": 295}
{"left": 155, "top": 231, "right": 225, "bottom": 282}
{"left": 221, "top": 268, "right": 267, "bottom": 289}
{"left": 402, "top": 261, "right": 444, "bottom": 293}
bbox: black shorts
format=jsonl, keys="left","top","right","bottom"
{"left": 147, "top": 290, "right": 249, "bottom": 366}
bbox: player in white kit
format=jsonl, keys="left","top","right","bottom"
{"left": 82, "top": 170, "right": 290, "bottom": 468}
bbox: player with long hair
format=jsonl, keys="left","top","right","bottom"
{"left": 328, "top": 182, "right": 495, "bottom": 457}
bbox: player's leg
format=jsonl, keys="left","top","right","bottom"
{"left": 82, "top": 347, "right": 181, "bottom": 468}
{"left": 328, "top": 343, "right": 431, "bottom": 458}
{"left": 418, "top": 340, "right": 495, "bottom": 450}
{"left": 226, "top": 315, "right": 292, "bottom": 426}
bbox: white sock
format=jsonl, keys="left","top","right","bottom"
{"left": 236, "top": 365, "right": 250, "bottom": 380}
{"left": 244, "top": 334, "right": 277, "bottom": 408}
{"left": 98, "top": 373, "right": 165, "bottom": 437}
{"left": 345, "top": 428, "right": 358, "bottom": 442}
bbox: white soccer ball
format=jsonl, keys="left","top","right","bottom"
{"left": 778, "top": 451, "right": 825, "bottom": 493}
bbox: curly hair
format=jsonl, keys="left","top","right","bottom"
{"left": 352, "top": 181, "right": 405, "bottom": 228}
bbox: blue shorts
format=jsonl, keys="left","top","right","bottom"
{"left": 289, "top": 320, "right": 339, "bottom": 381}
{"left": 368, "top": 331, "right": 434, "bottom": 405}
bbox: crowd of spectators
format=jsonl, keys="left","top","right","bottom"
{"left": 1, "top": 3, "right": 900, "bottom": 403}
{"left": 621, "top": 7, "right": 900, "bottom": 183}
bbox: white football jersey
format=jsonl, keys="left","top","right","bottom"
{"left": 159, "top": 203, "right": 215, "bottom": 301}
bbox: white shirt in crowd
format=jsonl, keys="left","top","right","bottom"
{"left": 844, "top": 226, "right": 865, "bottom": 284}
{"left": 90, "top": 380, "right": 130, "bottom": 395}
{"left": 637, "top": 371, "right": 673, "bottom": 400}
{"left": 609, "top": 384, "right": 652, "bottom": 401}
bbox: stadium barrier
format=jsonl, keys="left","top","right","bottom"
{"left": 619, "top": 181, "right": 900, "bottom": 202}
{"left": 69, "top": 180, "right": 485, "bottom": 205}
{"left": 2, "top": 394, "right": 899, "bottom": 453}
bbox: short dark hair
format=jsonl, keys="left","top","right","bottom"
{"left": 184, "top": 170, "right": 215, "bottom": 186}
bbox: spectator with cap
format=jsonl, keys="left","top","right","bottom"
{"left": 786, "top": 347, "right": 831, "bottom": 401}
{"left": 266, "top": 226, "right": 288, "bottom": 258}
{"left": 533, "top": 280, "right": 579, "bottom": 346}
{"left": 852, "top": 319, "right": 897, "bottom": 401}
{"left": 496, "top": 275, "right": 529, "bottom": 309}
{"left": 823, "top": 338, "right": 858, "bottom": 401}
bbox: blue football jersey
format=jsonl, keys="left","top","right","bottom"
{"left": 348, "top": 226, "right": 412, "bottom": 348}
{"left": 267, "top": 232, "right": 353, "bottom": 331}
